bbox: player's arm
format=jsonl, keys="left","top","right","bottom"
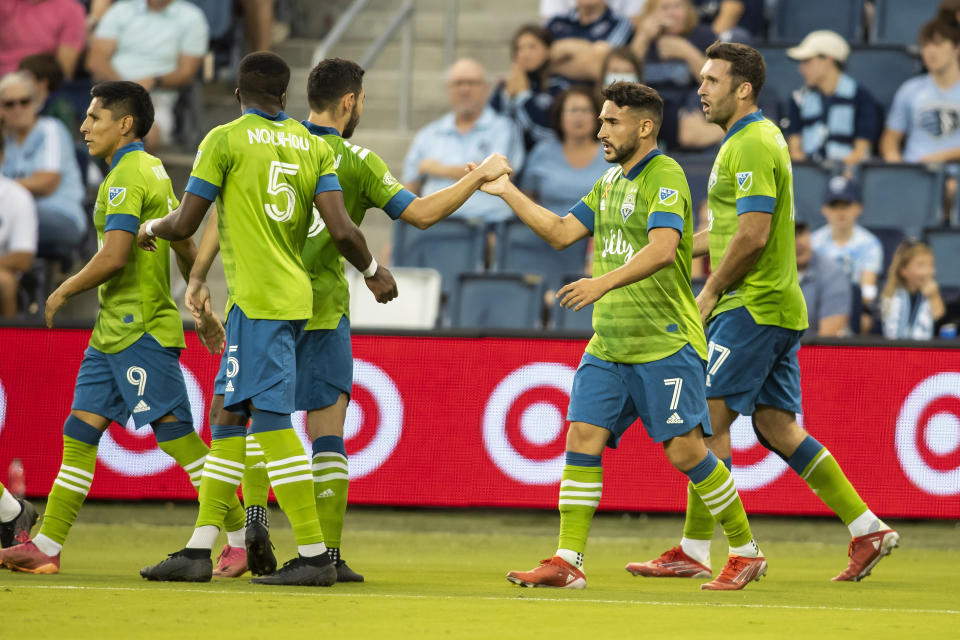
{"left": 692, "top": 229, "right": 709, "bottom": 258}
{"left": 169, "top": 238, "right": 197, "bottom": 283}
{"left": 559, "top": 227, "right": 680, "bottom": 311}
{"left": 45, "top": 229, "right": 133, "bottom": 327}
{"left": 400, "top": 154, "right": 512, "bottom": 229}
{"left": 138, "top": 192, "right": 212, "bottom": 246}
{"left": 480, "top": 174, "right": 589, "bottom": 249}
{"left": 698, "top": 211, "right": 770, "bottom": 321}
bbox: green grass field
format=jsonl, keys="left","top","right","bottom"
{"left": 1, "top": 503, "right": 957, "bottom": 639}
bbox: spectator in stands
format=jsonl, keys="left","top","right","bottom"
{"left": 599, "top": 46, "right": 643, "bottom": 89}
{"left": 86, "top": 0, "right": 209, "bottom": 150}
{"left": 0, "top": 0, "right": 87, "bottom": 79}
{"left": 541, "top": 0, "right": 646, "bottom": 22}
{"left": 546, "top": 0, "right": 635, "bottom": 80}
{"left": 520, "top": 86, "right": 607, "bottom": 215}
{"left": 811, "top": 176, "right": 882, "bottom": 332}
{"left": 785, "top": 30, "right": 882, "bottom": 166}
{"left": 0, "top": 135, "right": 38, "bottom": 318}
{"left": 881, "top": 20, "right": 960, "bottom": 165}
{"left": 797, "top": 221, "right": 851, "bottom": 337}
{"left": 17, "top": 54, "right": 78, "bottom": 137}
{"left": 0, "top": 72, "right": 86, "bottom": 252}
{"left": 403, "top": 59, "right": 524, "bottom": 224}
{"left": 937, "top": 0, "right": 960, "bottom": 26}
{"left": 690, "top": 0, "right": 764, "bottom": 40}
{"left": 490, "top": 25, "right": 571, "bottom": 153}
{"left": 881, "top": 240, "right": 946, "bottom": 339}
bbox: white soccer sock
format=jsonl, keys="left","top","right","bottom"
{"left": 555, "top": 548, "right": 583, "bottom": 568}
{"left": 186, "top": 525, "right": 219, "bottom": 550}
{"left": 33, "top": 534, "right": 62, "bottom": 556}
{"left": 848, "top": 510, "right": 885, "bottom": 538}
{"left": 0, "top": 488, "right": 21, "bottom": 522}
{"left": 728, "top": 539, "right": 761, "bottom": 558}
{"left": 298, "top": 542, "right": 327, "bottom": 558}
{"left": 226, "top": 528, "right": 245, "bottom": 548}
{"left": 680, "top": 537, "right": 711, "bottom": 565}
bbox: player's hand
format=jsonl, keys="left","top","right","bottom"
{"left": 476, "top": 153, "right": 512, "bottom": 182}
{"left": 696, "top": 287, "right": 719, "bottom": 325}
{"left": 185, "top": 277, "right": 212, "bottom": 320}
{"left": 44, "top": 286, "right": 68, "bottom": 328}
{"left": 479, "top": 174, "right": 512, "bottom": 196}
{"left": 557, "top": 277, "right": 608, "bottom": 311}
{"left": 196, "top": 310, "right": 226, "bottom": 355}
{"left": 137, "top": 224, "right": 158, "bottom": 252}
{"left": 364, "top": 265, "right": 399, "bottom": 303}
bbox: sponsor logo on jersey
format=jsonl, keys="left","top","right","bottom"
{"left": 736, "top": 171, "right": 753, "bottom": 191}
{"left": 108, "top": 187, "right": 126, "bottom": 206}
{"left": 383, "top": 171, "right": 398, "bottom": 188}
{"left": 601, "top": 227, "right": 635, "bottom": 264}
{"left": 659, "top": 187, "right": 678, "bottom": 206}
{"left": 620, "top": 190, "right": 635, "bottom": 222}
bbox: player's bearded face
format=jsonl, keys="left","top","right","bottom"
{"left": 342, "top": 102, "right": 360, "bottom": 139}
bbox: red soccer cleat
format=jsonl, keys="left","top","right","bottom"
{"left": 0, "top": 540, "right": 60, "bottom": 574}
{"left": 212, "top": 544, "right": 248, "bottom": 578}
{"left": 832, "top": 529, "right": 899, "bottom": 582}
{"left": 506, "top": 556, "right": 586, "bottom": 589}
{"left": 700, "top": 554, "right": 766, "bottom": 590}
{"left": 625, "top": 546, "right": 711, "bottom": 578}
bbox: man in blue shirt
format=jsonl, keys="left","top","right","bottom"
{"left": 786, "top": 30, "right": 881, "bottom": 166}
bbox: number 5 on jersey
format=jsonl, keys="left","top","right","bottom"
{"left": 265, "top": 161, "right": 299, "bottom": 222}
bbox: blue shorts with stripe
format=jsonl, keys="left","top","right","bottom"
{"left": 705, "top": 306, "right": 804, "bottom": 416}
{"left": 214, "top": 305, "right": 304, "bottom": 415}
{"left": 295, "top": 314, "right": 353, "bottom": 411}
{"left": 72, "top": 333, "right": 191, "bottom": 429}
{"left": 566, "top": 344, "right": 711, "bottom": 446}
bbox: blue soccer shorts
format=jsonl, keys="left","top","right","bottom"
{"left": 295, "top": 314, "right": 353, "bottom": 411}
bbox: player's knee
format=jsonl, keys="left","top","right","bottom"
{"left": 565, "top": 422, "right": 608, "bottom": 456}
{"left": 751, "top": 415, "right": 789, "bottom": 461}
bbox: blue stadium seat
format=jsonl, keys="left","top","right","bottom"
{"left": 871, "top": 0, "right": 941, "bottom": 46}
{"left": 770, "top": 0, "right": 863, "bottom": 43}
{"left": 858, "top": 163, "right": 944, "bottom": 238}
{"left": 454, "top": 273, "right": 544, "bottom": 330}
{"left": 792, "top": 162, "right": 835, "bottom": 229}
{"left": 495, "top": 220, "right": 588, "bottom": 292}
{"left": 846, "top": 46, "right": 920, "bottom": 112}
{"left": 673, "top": 154, "right": 714, "bottom": 217}
{"left": 552, "top": 302, "right": 594, "bottom": 332}
{"left": 924, "top": 228, "right": 960, "bottom": 289}
{"left": 755, "top": 46, "right": 798, "bottom": 117}
{"left": 865, "top": 226, "right": 906, "bottom": 282}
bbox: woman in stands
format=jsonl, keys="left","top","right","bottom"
{"left": 490, "top": 24, "right": 571, "bottom": 152}
{"left": 880, "top": 240, "right": 946, "bottom": 340}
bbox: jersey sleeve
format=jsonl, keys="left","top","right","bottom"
{"left": 644, "top": 168, "right": 687, "bottom": 235}
{"left": 727, "top": 137, "right": 777, "bottom": 215}
{"left": 570, "top": 175, "right": 603, "bottom": 235}
{"left": 361, "top": 150, "right": 415, "bottom": 220}
{"left": 313, "top": 137, "right": 342, "bottom": 195}
{"left": 186, "top": 128, "right": 228, "bottom": 201}
{"left": 102, "top": 166, "right": 145, "bottom": 234}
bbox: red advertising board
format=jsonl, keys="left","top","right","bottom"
{"left": 1, "top": 328, "right": 958, "bottom": 518}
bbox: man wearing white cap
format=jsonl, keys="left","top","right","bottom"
{"left": 784, "top": 30, "right": 881, "bottom": 166}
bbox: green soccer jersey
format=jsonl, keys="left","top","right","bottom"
{"left": 187, "top": 109, "right": 340, "bottom": 321}
{"left": 572, "top": 150, "right": 707, "bottom": 364}
{"left": 300, "top": 122, "right": 414, "bottom": 331}
{"left": 89, "top": 142, "right": 185, "bottom": 354}
{"left": 706, "top": 111, "right": 808, "bottom": 330}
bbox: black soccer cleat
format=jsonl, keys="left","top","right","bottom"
{"left": 0, "top": 498, "right": 38, "bottom": 548}
{"left": 335, "top": 560, "right": 364, "bottom": 583}
{"left": 140, "top": 549, "right": 212, "bottom": 582}
{"left": 250, "top": 552, "right": 337, "bottom": 586}
{"left": 245, "top": 521, "right": 277, "bottom": 576}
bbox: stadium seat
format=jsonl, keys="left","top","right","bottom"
{"left": 769, "top": 0, "right": 863, "bottom": 44}
{"left": 455, "top": 273, "right": 544, "bottom": 330}
{"left": 846, "top": 47, "right": 921, "bottom": 112}
{"left": 849, "top": 282, "right": 863, "bottom": 335}
{"left": 673, "top": 154, "right": 714, "bottom": 216}
{"left": 865, "top": 226, "right": 906, "bottom": 281}
{"left": 495, "top": 220, "right": 589, "bottom": 292}
{"left": 755, "top": 46, "right": 798, "bottom": 117}
{"left": 347, "top": 266, "right": 442, "bottom": 329}
{"left": 924, "top": 228, "right": 960, "bottom": 289}
{"left": 792, "top": 162, "right": 834, "bottom": 229}
{"left": 858, "top": 163, "right": 944, "bottom": 238}
{"left": 552, "top": 301, "right": 594, "bottom": 332}
{"left": 871, "top": 0, "right": 941, "bottom": 46}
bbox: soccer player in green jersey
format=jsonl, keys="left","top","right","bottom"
{"left": 0, "top": 81, "right": 246, "bottom": 575}
{"left": 185, "top": 57, "right": 513, "bottom": 581}
{"left": 138, "top": 53, "right": 396, "bottom": 587}
{"left": 631, "top": 43, "right": 898, "bottom": 583}
{"left": 482, "top": 82, "right": 765, "bottom": 590}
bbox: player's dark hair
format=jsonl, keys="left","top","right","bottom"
{"left": 919, "top": 18, "right": 960, "bottom": 46}
{"left": 601, "top": 81, "right": 663, "bottom": 133}
{"left": 550, "top": 86, "right": 601, "bottom": 142}
{"left": 705, "top": 41, "right": 766, "bottom": 103}
{"left": 90, "top": 81, "right": 154, "bottom": 139}
{"left": 307, "top": 58, "right": 364, "bottom": 113}
{"left": 237, "top": 51, "right": 290, "bottom": 103}
{"left": 795, "top": 221, "right": 809, "bottom": 234}
{"left": 18, "top": 53, "right": 63, "bottom": 93}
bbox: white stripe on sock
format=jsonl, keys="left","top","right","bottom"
{"left": 701, "top": 485, "right": 736, "bottom": 508}
{"left": 707, "top": 491, "right": 741, "bottom": 516}
{"left": 60, "top": 465, "right": 94, "bottom": 480}
{"left": 267, "top": 464, "right": 313, "bottom": 478}
{"left": 311, "top": 461, "right": 348, "bottom": 472}
{"left": 266, "top": 455, "right": 309, "bottom": 468}
{"left": 558, "top": 499, "right": 600, "bottom": 507}
{"left": 801, "top": 450, "right": 832, "bottom": 480}
{"left": 53, "top": 478, "right": 89, "bottom": 494}
{"left": 183, "top": 456, "right": 207, "bottom": 472}
{"left": 57, "top": 472, "right": 92, "bottom": 489}
{"left": 313, "top": 452, "right": 347, "bottom": 463}
{"left": 559, "top": 490, "right": 602, "bottom": 498}
{"left": 203, "top": 463, "right": 243, "bottom": 479}
{"left": 206, "top": 456, "right": 244, "bottom": 470}
{"left": 560, "top": 480, "right": 603, "bottom": 488}
{"left": 698, "top": 474, "right": 733, "bottom": 501}
{"left": 269, "top": 474, "right": 314, "bottom": 488}
{"left": 313, "top": 472, "right": 349, "bottom": 482}
{"left": 201, "top": 471, "right": 242, "bottom": 486}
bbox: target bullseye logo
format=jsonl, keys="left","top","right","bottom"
{"left": 98, "top": 365, "right": 206, "bottom": 476}
{"left": 293, "top": 359, "right": 403, "bottom": 479}
{"left": 483, "top": 363, "right": 576, "bottom": 484}
{"left": 896, "top": 372, "right": 960, "bottom": 496}
{"left": 729, "top": 414, "right": 791, "bottom": 490}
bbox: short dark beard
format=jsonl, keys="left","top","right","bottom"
{"left": 342, "top": 104, "right": 360, "bottom": 139}
{"left": 608, "top": 139, "right": 640, "bottom": 165}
